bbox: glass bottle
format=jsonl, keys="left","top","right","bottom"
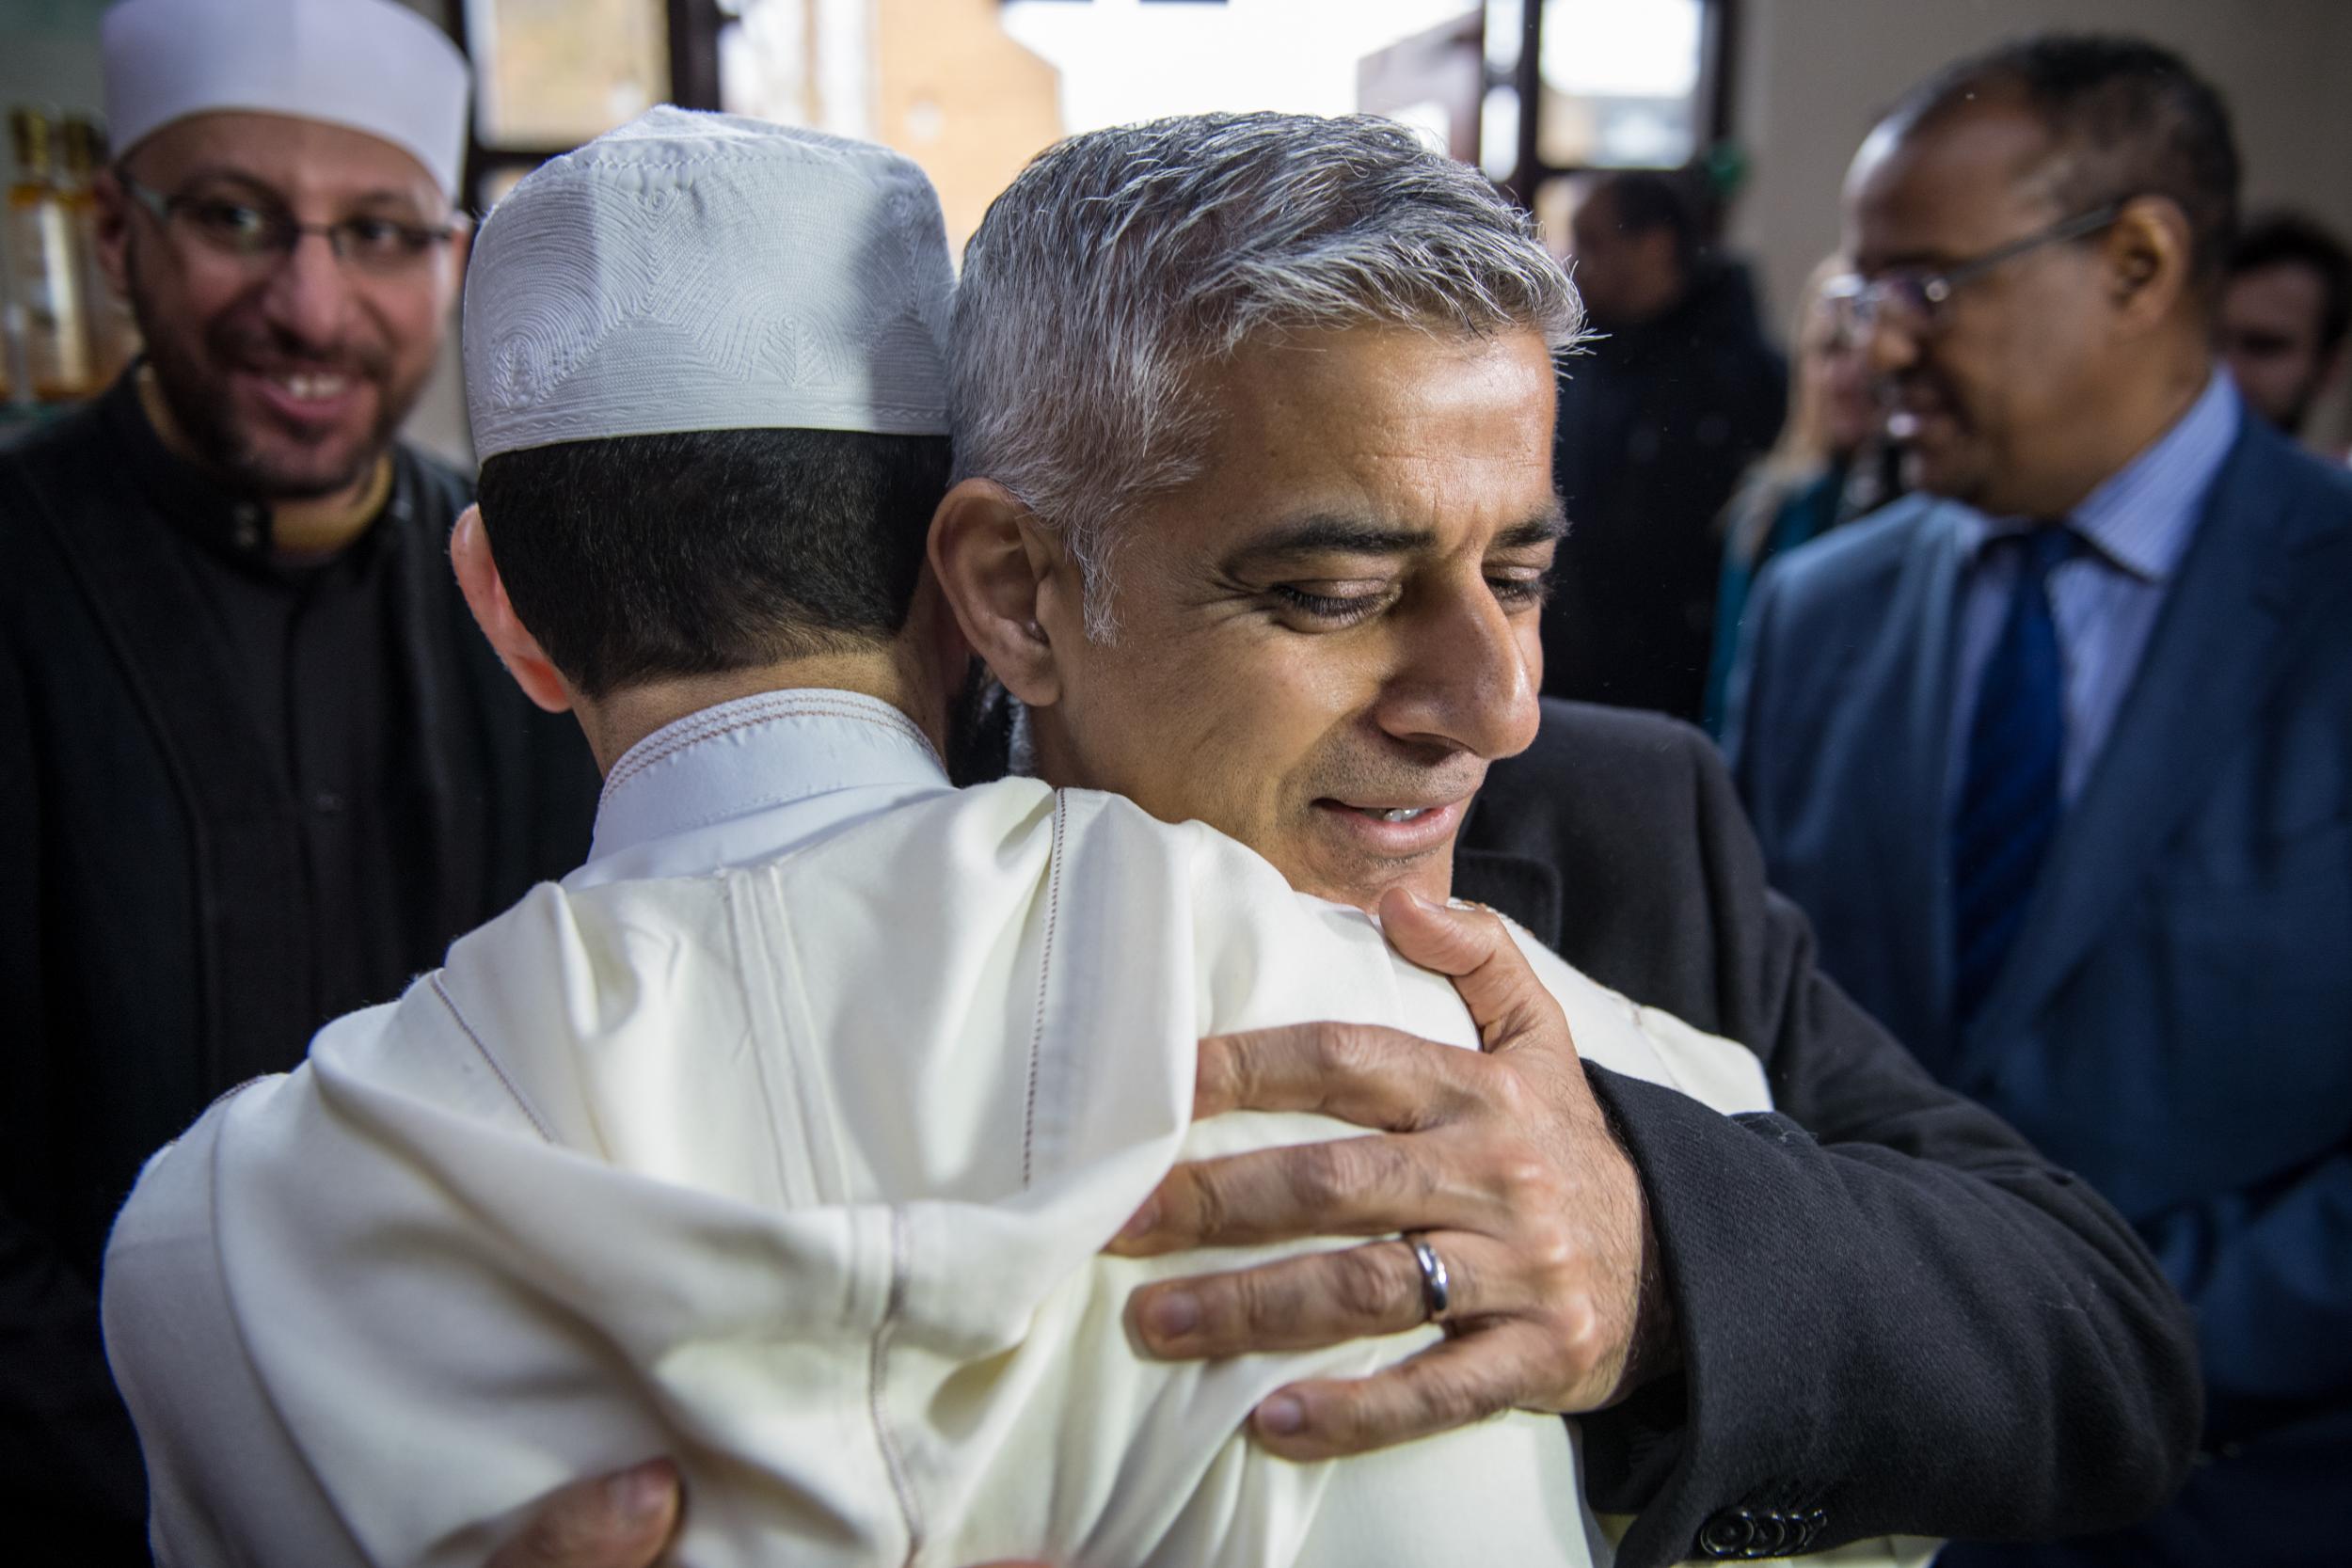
{"left": 8, "top": 106, "right": 95, "bottom": 402}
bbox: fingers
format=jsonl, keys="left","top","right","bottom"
{"left": 1192, "top": 1017, "right": 1482, "bottom": 1124}
{"left": 1376, "top": 888, "right": 1565, "bottom": 1055}
{"left": 1110, "top": 1130, "right": 1486, "bottom": 1257}
{"left": 1127, "top": 1230, "right": 1517, "bottom": 1358}
{"left": 487, "top": 1459, "right": 681, "bottom": 1568}
{"left": 1247, "top": 1323, "right": 1559, "bottom": 1461}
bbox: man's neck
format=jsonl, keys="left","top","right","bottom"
{"left": 135, "top": 369, "right": 389, "bottom": 556}
{"left": 578, "top": 646, "right": 948, "bottom": 779}
{"left": 2021, "top": 348, "right": 2216, "bottom": 519}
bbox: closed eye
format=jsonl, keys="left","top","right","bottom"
{"left": 1490, "top": 572, "right": 1552, "bottom": 610}
{"left": 1267, "top": 582, "right": 1391, "bottom": 626}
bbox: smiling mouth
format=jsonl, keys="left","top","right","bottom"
{"left": 254, "top": 370, "right": 354, "bottom": 404}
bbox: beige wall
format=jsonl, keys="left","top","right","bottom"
{"left": 1724, "top": 0, "right": 2352, "bottom": 447}
{"left": 872, "top": 0, "right": 1061, "bottom": 256}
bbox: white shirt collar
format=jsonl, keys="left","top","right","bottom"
{"left": 586, "top": 689, "right": 948, "bottom": 870}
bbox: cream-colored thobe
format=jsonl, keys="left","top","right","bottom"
{"left": 103, "top": 690, "right": 1787, "bottom": 1568}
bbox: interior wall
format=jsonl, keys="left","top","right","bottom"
{"left": 1724, "top": 0, "right": 2352, "bottom": 449}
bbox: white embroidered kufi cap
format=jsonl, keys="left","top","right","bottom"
{"left": 463, "top": 106, "right": 954, "bottom": 458}
{"left": 103, "top": 0, "right": 469, "bottom": 196}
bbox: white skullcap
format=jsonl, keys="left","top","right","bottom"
{"left": 464, "top": 107, "right": 954, "bottom": 458}
{"left": 103, "top": 0, "right": 469, "bottom": 195}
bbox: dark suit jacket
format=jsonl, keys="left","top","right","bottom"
{"left": 1462, "top": 702, "right": 2199, "bottom": 1568}
{"left": 1724, "top": 413, "right": 2352, "bottom": 1564}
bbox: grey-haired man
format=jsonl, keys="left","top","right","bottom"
{"left": 930, "top": 112, "right": 2197, "bottom": 1564}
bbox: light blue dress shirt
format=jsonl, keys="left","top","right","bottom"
{"left": 1949, "top": 372, "right": 2243, "bottom": 803}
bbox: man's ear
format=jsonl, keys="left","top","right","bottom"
{"left": 437, "top": 216, "right": 471, "bottom": 318}
{"left": 450, "top": 505, "right": 574, "bottom": 715}
{"left": 928, "top": 478, "right": 1070, "bottom": 709}
{"left": 91, "top": 168, "right": 133, "bottom": 302}
{"left": 2104, "top": 195, "right": 2193, "bottom": 334}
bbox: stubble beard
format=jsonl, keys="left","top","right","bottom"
{"left": 129, "top": 264, "right": 417, "bottom": 502}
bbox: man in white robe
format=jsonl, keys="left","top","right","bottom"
{"left": 100, "top": 109, "right": 1886, "bottom": 1568}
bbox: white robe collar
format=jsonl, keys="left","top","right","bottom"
{"left": 580, "top": 689, "right": 950, "bottom": 884}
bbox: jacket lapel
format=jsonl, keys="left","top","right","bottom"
{"left": 1956, "top": 428, "right": 2324, "bottom": 1078}
{"left": 1879, "top": 511, "right": 1971, "bottom": 1068}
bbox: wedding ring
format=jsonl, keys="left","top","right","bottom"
{"left": 1408, "top": 1234, "right": 1452, "bottom": 1323}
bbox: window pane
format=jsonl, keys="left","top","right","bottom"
{"left": 1535, "top": 0, "right": 1700, "bottom": 168}
{"left": 719, "top": 0, "right": 875, "bottom": 139}
{"left": 468, "top": 0, "right": 670, "bottom": 149}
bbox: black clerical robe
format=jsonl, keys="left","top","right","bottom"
{"left": 0, "top": 375, "right": 597, "bottom": 1561}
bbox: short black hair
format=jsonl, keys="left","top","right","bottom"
{"left": 2231, "top": 210, "right": 2352, "bottom": 356}
{"left": 1886, "top": 33, "right": 2240, "bottom": 291}
{"left": 1587, "top": 169, "right": 1700, "bottom": 266}
{"left": 476, "top": 427, "right": 949, "bottom": 701}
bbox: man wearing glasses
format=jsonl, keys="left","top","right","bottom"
{"left": 1727, "top": 34, "right": 2352, "bottom": 1566}
{"left": 0, "top": 2, "right": 593, "bottom": 1559}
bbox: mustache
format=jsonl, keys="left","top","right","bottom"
{"left": 208, "top": 320, "right": 389, "bottom": 379}
{"left": 1307, "top": 749, "right": 1489, "bottom": 810}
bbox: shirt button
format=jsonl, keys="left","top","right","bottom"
{"left": 231, "top": 504, "right": 264, "bottom": 549}
{"left": 311, "top": 790, "right": 346, "bottom": 816}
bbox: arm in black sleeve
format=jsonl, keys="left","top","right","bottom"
{"left": 0, "top": 628, "right": 151, "bottom": 1552}
{"left": 1560, "top": 721, "right": 2200, "bottom": 1567}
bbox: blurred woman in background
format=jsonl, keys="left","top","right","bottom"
{"left": 1703, "top": 255, "right": 1899, "bottom": 735}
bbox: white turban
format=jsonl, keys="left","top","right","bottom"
{"left": 462, "top": 106, "right": 955, "bottom": 457}
{"left": 103, "top": 0, "right": 469, "bottom": 196}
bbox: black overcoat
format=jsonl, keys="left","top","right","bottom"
{"left": 0, "top": 381, "right": 596, "bottom": 1560}
{"left": 1460, "top": 700, "right": 2200, "bottom": 1566}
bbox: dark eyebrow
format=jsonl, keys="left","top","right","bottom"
{"left": 1221, "top": 501, "right": 1568, "bottom": 577}
{"left": 1498, "top": 500, "right": 1570, "bottom": 550}
{"left": 1220, "top": 515, "right": 1438, "bottom": 576}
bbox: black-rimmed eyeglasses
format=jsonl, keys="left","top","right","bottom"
{"left": 119, "top": 173, "right": 462, "bottom": 278}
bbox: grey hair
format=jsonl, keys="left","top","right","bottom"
{"left": 950, "top": 111, "right": 1585, "bottom": 637}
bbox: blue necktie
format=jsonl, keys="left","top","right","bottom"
{"left": 1951, "top": 525, "right": 2074, "bottom": 1026}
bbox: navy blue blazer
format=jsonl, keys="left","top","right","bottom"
{"left": 1725, "top": 412, "right": 2352, "bottom": 1564}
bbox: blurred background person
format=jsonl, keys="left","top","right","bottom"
{"left": 1728, "top": 34, "right": 2352, "bottom": 1566}
{"left": 0, "top": 1, "right": 594, "bottom": 1560}
{"left": 2219, "top": 209, "right": 2349, "bottom": 456}
{"left": 1543, "top": 167, "right": 1787, "bottom": 721}
{"left": 1701, "top": 252, "right": 1900, "bottom": 736}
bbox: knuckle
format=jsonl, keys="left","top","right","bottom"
{"left": 1194, "top": 1037, "right": 1244, "bottom": 1108}
{"left": 1314, "top": 1020, "right": 1388, "bottom": 1079}
{"left": 1554, "top": 1294, "right": 1611, "bottom": 1374}
{"left": 1476, "top": 1060, "right": 1536, "bottom": 1124}
{"left": 1330, "top": 1243, "right": 1409, "bottom": 1324}
{"left": 1175, "top": 1164, "right": 1231, "bottom": 1241}
{"left": 1490, "top": 1146, "right": 1568, "bottom": 1216}
{"left": 1517, "top": 1210, "right": 1580, "bottom": 1277}
{"left": 1293, "top": 1137, "right": 1366, "bottom": 1212}
{"left": 1226, "top": 1259, "right": 1303, "bottom": 1339}
{"left": 1461, "top": 905, "right": 1511, "bottom": 946}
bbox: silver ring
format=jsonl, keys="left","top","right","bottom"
{"left": 1408, "top": 1234, "right": 1451, "bottom": 1322}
